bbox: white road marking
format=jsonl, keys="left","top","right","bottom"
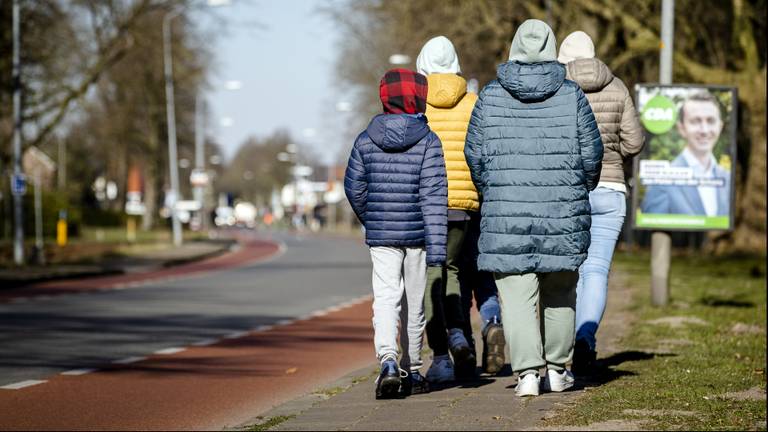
{"left": 112, "top": 356, "right": 147, "bottom": 365}
{"left": 1, "top": 380, "right": 47, "bottom": 390}
{"left": 275, "top": 319, "right": 294, "bottom": 326}
{"left": 61, "top": 368, "right": 97, "bottom": 376}
{"left": 191, "top": 339, "right": 217, "bottom": 347}
{"left": 223, "top": 330, "right": 249, "bottom": 339}
{"left": 310, "top": 309, "right": 329, "bottom": 318}
{"left": 154, "top": 347, "right": 186, "bottom": 355}
{"left": 253, "top": 325, "right": 274, "bottom": 332}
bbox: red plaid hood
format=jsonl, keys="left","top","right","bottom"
{"left": 379, "top": 69, "right": 428, "bottom": 114}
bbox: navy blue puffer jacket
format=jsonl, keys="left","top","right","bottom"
{"left": 345, "top": 113, "right": 448, "bottom": 265}
{"left": 465, "top": 61, "right": 603, "bottom": 274}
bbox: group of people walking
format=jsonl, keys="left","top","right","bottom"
{"left": 344, "top": 19, "right": 644, "bottom": 399}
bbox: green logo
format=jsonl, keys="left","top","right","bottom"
{"left": 641, "top": 95, "right": 677, "bottom": 134}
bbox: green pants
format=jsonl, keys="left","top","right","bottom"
{"left": 424, "top": 220, "right": 469, "bottom": 356}
{"left": 495, "top": 271, "right": 578, "bottom": 373}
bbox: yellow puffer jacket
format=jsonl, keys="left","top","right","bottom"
{"left": 426, "top": 74, "right": 479, "bottom": 212}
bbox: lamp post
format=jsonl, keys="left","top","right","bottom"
{"left": 388, "top": 54, "right": 411, "bottom": 65}
{"left": 277, "top": 145, "right": 300, "bottom": 229}
{"left": 11, "top": 0, "right": 24, "bottom": 265}
{"left": 650, "top": 0, "right": 675, "bottom": 307}
{"left": 162, "top": 5, "right": 184, "bottom": 247}
{"left": 162, "top": 0, "right": 230, "bottom": 246}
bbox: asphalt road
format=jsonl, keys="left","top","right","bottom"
{"left": 0, "top": 230, "right": 371, "bottom": 388}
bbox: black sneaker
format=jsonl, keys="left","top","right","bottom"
{"left": 450, "top": 341, "right": 477, "bottom": 380}
{"left": 399, "top": 370, "right": 430, "bottom": 396}
{"left": 482, "top": 319, "right": 506, "bottom": 374}
{"left": 375, "top": 359, "right": 401, "bottom": 399}
{"left": 571, "top": 339, "right": 597, "bottom": 376}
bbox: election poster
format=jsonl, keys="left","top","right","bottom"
{"left": 632, "top": 85, "right": 737, "bottom": 231}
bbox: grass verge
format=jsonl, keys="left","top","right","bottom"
{"left": 244, "top": 415, "right": 296, "bottom": 431}
{"left": 544, "top": 251, "right": 767, "bottom": 431}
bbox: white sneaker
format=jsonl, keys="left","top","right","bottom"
{"left": 542, "top": 369, "right": 575, "bottom": 392}
{"left": 425, "top": 355, "right": 454, "bottom": 383}
{"left": 515, "top": 372, "right": 540, "bottom": 397}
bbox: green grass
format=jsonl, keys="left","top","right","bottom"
{"left": 314, "top": 386, "right": 345, "bottom": 398}
{"left": 244, "top": 415, "right": 296, "bottom": 431}
{"left": 79, "top": 226, "right": 208, "bottom": 244}
{"left": 545, "top": 251, "right": 767, "bottom": 431}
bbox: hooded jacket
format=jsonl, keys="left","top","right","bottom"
{"left": 464, "top": 20, "right": 603, "bottom": 274}
{"left": 423, "top": 73, "right": 480, "bottom": 212}
{"left": 344, "top": 113, "right": 448, "bottom": 265}
{"left": 564, "top": 58, "right": 645, "bottom": 186}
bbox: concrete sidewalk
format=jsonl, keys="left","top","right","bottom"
{"left": 245, "top": 269, "right": 634, "bottom": 431}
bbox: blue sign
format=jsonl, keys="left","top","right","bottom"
{"left": 11, "top": 173, "right": 26, "bottom": 196}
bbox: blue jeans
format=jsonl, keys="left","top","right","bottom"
{"left": 576, "top": 187, "right": 626, "bottom": 351}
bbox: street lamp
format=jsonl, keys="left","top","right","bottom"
{"left": 11, "top": 0, "right": 24, "bottom": 264}
{"left": 388, "top": 53, "right": 411, "bottom": 65}
{"left": 162, "top": 5, "right": 184, "bottom": 246}
{"left": 162, "top": 0, "right": 230, "bottom": 247}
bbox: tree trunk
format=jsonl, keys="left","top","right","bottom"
{"left": 712, "top": 68, "right": 767, "bottom": 255}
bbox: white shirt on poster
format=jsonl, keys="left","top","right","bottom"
{"left": 681, "top": 147, "right": 718, "bottom": 217}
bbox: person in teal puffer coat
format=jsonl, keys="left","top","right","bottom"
{"left": 464, "top": 19, "right": 603, "bottom": 397}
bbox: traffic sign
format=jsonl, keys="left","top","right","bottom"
{"left": 11, "top": 173, "right": 26, "bottom": 196}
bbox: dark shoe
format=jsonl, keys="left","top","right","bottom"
{"left": 448, "top": 329, "right": 477, "bottom": 380}
{"left": 571, "top": 339, "right": 597, "bottom": 376}
{"left": 482, "top": 320, "right": 506, "bottom": 374}
{"left": 375, "top": 359, "right": 401, "bottom": 399}
{"left": 399, "top": 370, "right": 430, "bottom": 396}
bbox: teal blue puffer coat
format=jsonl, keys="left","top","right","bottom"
{"left": 464, "top": 61, "right": 603, "bottom": 274}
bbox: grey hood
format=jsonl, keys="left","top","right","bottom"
{"left": 508, "top": 19, "right": 557, "bottom": 63}
{"left": 566, "top": 58, "right": 614, "bottom": 92}
{"left": 497, "top": 60, "right": 566, "bottom": 102}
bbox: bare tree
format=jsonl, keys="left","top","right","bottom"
{"left": 327, "top": 0, "right": 766, "bottom": 254}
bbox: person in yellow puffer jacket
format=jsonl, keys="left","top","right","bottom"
{"left": 416, "top": 36, "right": 504, "bottom": 384}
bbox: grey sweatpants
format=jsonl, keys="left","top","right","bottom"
{"left": 495, "top": 271, "right": 579, "bottom": 373}
{"left": 370, "top": 246, "right": 427, "bottom": 371}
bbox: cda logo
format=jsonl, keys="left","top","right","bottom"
{"left": 641, "top": 94, "right": 677, "bottom": 134}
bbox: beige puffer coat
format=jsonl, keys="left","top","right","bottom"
{"left": 566, "top": 58, "right": 644, "bottom": 184}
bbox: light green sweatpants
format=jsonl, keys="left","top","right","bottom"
{"left": 495, "top": 271, "right": 578, "bottom": 374}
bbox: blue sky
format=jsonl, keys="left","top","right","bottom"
{"left": 202, "top": 0, "right": 344, "bottom": 163}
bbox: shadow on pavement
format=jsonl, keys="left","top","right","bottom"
{"left": 575, "top": 350, "right": 677, "bottom": 389}
{"left": 697, "top": 295, "right": 755, "bottom": 308}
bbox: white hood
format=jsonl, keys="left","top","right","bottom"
{"left": 557, "top": 31, "right": 595, "bottom": 64}
{"left": 416, "top": 36, "right": 461, "bottom": 75}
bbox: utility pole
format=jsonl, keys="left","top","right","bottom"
{"left": 651, "top": 0, "right": 675, "bottom": 306}
{"left": 163, "top": 7, "right": 183, "bottom": 247}
{"left": 33, "top": 174, "right": 44, "bottom": 265}
{"left": 12, "top": 0, "right": 25, "bottom": 265}
{"left": 327, "top": 165, "right": 336, "bottom": 231}
{"left": 194, "top": 94, "right": 205, "bottom": 213}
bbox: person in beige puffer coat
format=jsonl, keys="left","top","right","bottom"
{"left": 558, "top": 30, "right": 645, "bottom": 375}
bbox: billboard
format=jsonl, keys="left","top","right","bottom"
{"left": 632, "top": 85, "right": 737, "bottom": 231}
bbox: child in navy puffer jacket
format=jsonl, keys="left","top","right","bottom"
{"left": 344, "top": 68, "right": 448, "bottom": 399}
